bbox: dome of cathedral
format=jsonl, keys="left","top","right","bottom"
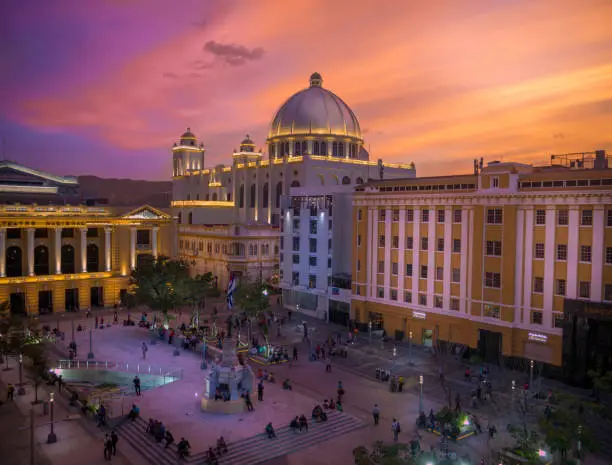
{"left": 268, "top": 73, "right": 362, "bottom": 141}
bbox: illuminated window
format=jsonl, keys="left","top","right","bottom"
{"left": 557, "top": 244, "right": 567, "bottom": 261}
{"left": 534, "top": 243, "right": 545, "bottom": 259}
{"left": 484, "top": 304, "right": 500, "bottom": 319}
{"left": 535, "top": 209, "right": 546, "bottom": 225}
{"left": 557, "top": 209, "right": 568, "bottom": 225}
{"left": 580, "top": 245, "right": 591, "bottom": 263}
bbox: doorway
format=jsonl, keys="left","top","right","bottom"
{"left": 65, "top": 288, "right": 79, "bottom": 312}
{"left": 90, "top": 287, "right": 104, "bottom": 308}
{"left": 9, "top": 293, "right": 26, "bottom": 315}
{"left": 38, "top": 290, "right": 53, "bottom": 314}
{"left": 422, "top": 329, "right": 433, "bottom": 347}
{"left": 478, "top": 329, "right": 502, "bottom": 364}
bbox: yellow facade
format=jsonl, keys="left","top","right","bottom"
{"left": 351, "top": 161, "right": 612, "bottom": 366}
{"left": 0, "top": 204, "right": 174, "bottom": 315}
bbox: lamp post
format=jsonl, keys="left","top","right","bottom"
{"left": 392, "top": 346, "right": 397, "bottom": 373}
{"left": 529, "top": 360, "right": 535, "bottom": 390}
{"left": 18, "top": 353, "right": 26, "bottom": 395}
{"left": 87, "top": 328, "right": 94, "bottom": 359}
{"left": 368, "top": 320, "right": 372, "bottom": 345}
{"left": 511, "top": 379, "right": 516, "bottom": 407}
{"left": 419, "top": 374, "right": 424, "bottom": 413}
{"left": 47, "top": 392, "right": 57, "bottom": 443}
{"left": 577, "top": 425, "right": 583, "bottom": 465}
{"left": 408, "top": 330, "right": 413, "bottom": 365}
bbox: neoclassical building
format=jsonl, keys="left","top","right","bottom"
{"left": 0, "top": 162, "right": 174, "bottom": 315}
{"left": 172, "top": 73, "right": 415, "bottom": 291}
{"left": 351, "top": 151, "right": 612, "bottom": 377}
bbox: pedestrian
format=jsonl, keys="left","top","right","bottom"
{"left": 95, "top": 315, "right": 99, "bottom": 329}
{"left": 110, "top": 430, "right": 119, "bottom": 456}
{"left": 7, "top": 383, "right": 15, "bottom": 400}
{"left": 372, "top": 404, "right": 380, "bottom": 425}
{"left": 244, "top": 391, "right": 254, "bottom": 411}
{"left": 133, "top": 375, "right": 141, "bottom": 396}
{"left": 141, "top": 342, "right": 148, "bottom": 360}
{"left": 114, "top": 311, "right": 118, "bottom": 324}
{"left": 257, "top": 381, "right": 264, "bottom": 402}
{"left": 455, "top": 392, "right": 461, "bottom": 412}
{"left": 391, "top": 418, "right": 401, "bottom": 442}
{"left": 103, "top": 433, "right": 112, "bottom": 460}
{"left": 293, "top": 347, "right": 298, "bottom": 361}
{"left": 58, "top": 375, "right": 63, "bottom": 393}
{"left": 325, "top": 361, "right": 332, "bottom": 373}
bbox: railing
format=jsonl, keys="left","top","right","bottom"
{"left": 56, "top": 360, "right": 183, "bottom": 381}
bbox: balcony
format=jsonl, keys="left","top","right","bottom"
{"left": 136, "top": 243, "right": 152, "bottom": 251}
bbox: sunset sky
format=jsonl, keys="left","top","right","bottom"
{"left": 1, "top": 0, "right": 611, "bottom": 180}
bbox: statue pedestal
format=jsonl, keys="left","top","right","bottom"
{"left": 200, "top": 397, "right": 245, "bottom": 414}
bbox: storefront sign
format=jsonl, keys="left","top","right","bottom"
{"left": 528, "top": 332, "right": 548, "bottom": 343}
{"left": 412, "top": 311, "right": 426, "bottom": 320}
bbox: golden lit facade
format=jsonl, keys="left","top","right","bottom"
{"left": 0, "top": 163, "right": 174, "bottom": 315}
{"left": 351, "top": 154, "right": 612, "bottom": 367}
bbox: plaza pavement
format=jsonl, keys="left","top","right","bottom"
{"left": 10, "top": 305, "right": 611, "bottom": 465}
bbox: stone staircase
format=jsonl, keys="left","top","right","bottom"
{"left": 115, "top": 416, "right": 183, "bottom": 465}
{"left": 190, "top": 410, "right": 365, "bottom": 465}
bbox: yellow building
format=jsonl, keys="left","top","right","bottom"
{"left": 0, "top": 162, "right": 174, "bottom": 315}
{"left": 351, "top": 152, "right": 612, "bottom": 373}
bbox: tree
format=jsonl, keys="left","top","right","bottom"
{"left": 233, "top": 279, "right": 271, "bottom": 352}
{"left": 24, "top": 343, "right": 49, "bottom": 404}
{"left": 539, "top": 405, "right": 597, "bottom": 462}
{"left": 182, "top": 272, "right": 214, "bottom": 327}
{"left": 129, "top": 256, "right": 192, "bottom": 326}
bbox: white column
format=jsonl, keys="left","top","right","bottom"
{"left": 151, "top": 227, "right": 159, "bottom": 260}
{"left": 383, "top": 209, "right": 392, "bottom": 299}
{"left": 371, "top": 209, "right": 378, "bottom": 297}
{"left": 254, "top": 165, "right": 260, "bottom": 222}
{"left": 466, "top": 208, "right": 475, "bottom": 312}
{"left": 514, "top": 208, "right": 525, "bottom": 321}
{"left": 130, "top": 227, "right": 137, "bottom": 270}
{"left": 522, "top": 208, "right": 534, "bottom": 324}
{"left": 54, "top": 227, "right": 62, "bottom": 274}
{"left": 459, "top": 208, "right": 469, "bottom": 314}
{"left": 366, "top": 208, "right": 374, "bottom": 298}
{"left": 591, "top": 205, "right": 605, "bottom": 301}
{"left": 543, "top": 206, "right": 557, "bottom": 322}
{"left": 27, "top": 228, "right": 35, "bottom": 276}
{"left": 307, "top": 140, "right": 313, "bottom": 155}
{"left": 80, "top": 228, "right": 88, "bottom": 273}
{"left": 398, "top": 209, "right": 406, "bottom": 299}
{"left": 0, "top": 228, "right": 5, "bottom": 277}
{"left": 442, "top": 208, "right": 452, "bottom": 310}
{"left": 427, "top": 209, "right": 436, "bottom": 307}
{"left": 104, "top": 228, "right": 112, "bottom": 271}
{"left": 411, "top": 208, "right": 421, "bottom": 301}
{"left": 345, "top": 142, "right": 350, "bottom": 160}
{"left": 327, "top": 140, "right": 332, "bottom": 157}
{"left": 566, "top": 206, "right": 579, "bottom": 299}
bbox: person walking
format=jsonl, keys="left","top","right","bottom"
{"left": 372, "top": 404, "right": 380, "bottom": 425}
{"left": 257, "top": 381, "right": 264, "bottom": 402}
{"left": 133, "top": 375, "right": 141, "bottom": 396}
{"left": 103, "top": 434, "right": 113, "bottom": 460}
{"left": 7, "top": 383, "right": 15, "bottom": 401}
{"left": 110, "top": 431, "right": 119, "bottom": 456}
{"left": 244, "top": 391, "right": 254, "bottom": 411}
{"left": 141, "top": 342, "right": 148, "bottom": 360}
{"left": 293, "top": 346, "right": 298, "bottom": 361}
{"left": 391, "top": 418, "right": 401, "bottom": 442}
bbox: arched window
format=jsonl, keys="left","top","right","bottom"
{"left": 86, "top": 244, "right": 99, "bottom": 272}
{"left": 212, "top": 193, "right": 218, "bottom": 201}
{"left": 342, "top": 176, "right": 351, "bottom": 185}
{"left": 301, "top": 141, "right": 307, "bottom": 154}
{"left": 269, "top": 144, "right": 275, "bottom": 158}
{"left": 285, "top": 142, "right": 290, "bottom": 156}
{"left": 250, "top": 184, "right": 256, "bottom": 208}
{"left": 239, "top": 184, "right": 245, "bottom": 208}
{"left": 262, "top": 183, "right": 269, "bottom": 208}
{"left": 338, "top": 143, "right": 345, "bottom": 157}
{"left": 321, "top": 141, "right": 327, "bottom": 155}
{"left": 34, "top": 245, "right": 50, "bottom": 276}
{"left": 227, "top": 193, "right": 232, "bottom": 202}
{"left": 61, "top": 245, "right": 75, "bottom": 274}
{"left": 291, "top": 180, "right": 301, "bottom": 188}
{"left": 356, "top": 177, "right": 364, "bottom": 184}
{"left": 294, "top": 142, "right": 301, "bottom": 155}
{"left": 313, "top": 141, "right": 320, "bottom": 155}
{"left": 6, "top": 246, "right": 22, "bottom": 277}
{"left": 188, "top": 212, "right": 193, "bottom": 224}
{"left": 275, "top": 182, "right": 283, "bottom": 208}
{"left": 177, "top": 212, "right": 182, "bottom": 224}
{"left": 332, "top": 142, "right": 338, "bottom": 156}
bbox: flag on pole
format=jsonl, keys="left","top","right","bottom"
{"left": 226, "top": 273, "right": 237, "bottom": 309}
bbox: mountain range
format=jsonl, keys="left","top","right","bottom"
{"left": 78, "top": 175, "right": 172, "bottom": 208}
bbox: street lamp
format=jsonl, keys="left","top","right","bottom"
{"left": 47, "top": 392, "right": 57, "bottom": 443}
{"left": 368, "top": 320, "right": 372, "bottom": 345}
{"left": 408, "top": 330, "right": 413, "bottom": 365}
{"left": 529, "top": 360, "right": 535, "bottom": 391}
{"left": 18, "top": 353, "right": 25, "bottom": 395}
{"left": 87, "top": 328, "right": 94, "bottom": 359}
{"left": 512, "top": 379, "right": 516, "bottom": 406}
{"left": 392, "top": 346, "right": 397, "bottom": 372}
{"left": 577, "top": 425, "right": 583, "bottom": 465}
{"left": 419, "top": 374, "right": 424, "bottom": 413}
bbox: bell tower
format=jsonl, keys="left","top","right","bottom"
{"left": 172, "top": 128, "right": 205, "bottom": 177}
